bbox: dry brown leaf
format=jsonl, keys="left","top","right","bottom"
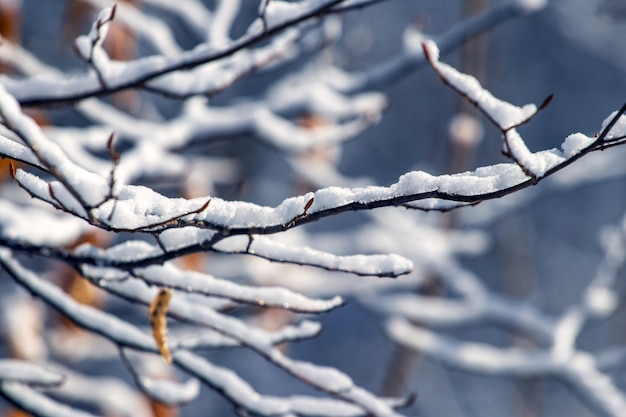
{"left": 149, "top": 288, "right": 173, "bottom": 364}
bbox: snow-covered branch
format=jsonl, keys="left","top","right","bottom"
{"left": 2, "top": 71, "right": 624, "bottom": 239}
{"left": 0, "top": 249, "right": 409, "bottom": 416}
{"left": 1, "top": 2, "right": 625, "bottom": 416}
{"left": 1, "top": 0, "right": 351, "bottom": 106}
{"left": 382, "top": 211, "right": 626, "bottom": 417}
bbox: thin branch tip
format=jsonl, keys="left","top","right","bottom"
{"left": 539, "top": 93, "right": 554, "bottom": 110}
{"left": 106, "top": 132, "right": 120, "bottom": 163}
{"left": 198, "top": 198, "right": 211, "bottom": 213}
{"left": 304, "top": 197, "right": 314, "bottom": 214}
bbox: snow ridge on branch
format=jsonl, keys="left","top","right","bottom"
{"left": 0, "top": 2, "right": 624, "bottom": 416}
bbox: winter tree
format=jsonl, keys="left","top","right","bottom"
{"left": 0, "top": 0, "right": 625, "bottom": 416}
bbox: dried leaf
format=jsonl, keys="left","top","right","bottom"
{"left": 8, "top": 160, "right": 16, "bottom": 179}
{"left": 149, "top": 288, "right": 173, "bottom": 364}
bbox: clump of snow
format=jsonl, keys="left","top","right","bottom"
{"left": 100, "top": 185, "right": 207, "bottom": 230}
{"left": 193, "top": 192, "right": 315, "bottom": 230}
{"left": 14, "top": 170, "right": 68, "bottom": 211}
{"left": 561, "top": 132, "right": 595, "bottom": 158}
{"left": 504, "top": 130, "right": 565, "bottom": 177}
{"left": 392, "top": 171, "right": 436, "bottom": 195}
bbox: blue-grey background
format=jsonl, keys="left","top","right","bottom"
{"left": 2, "top": 1, "right": 626, "bottom": 416}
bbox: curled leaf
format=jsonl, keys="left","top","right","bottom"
{"left": 149, "top": 288, "right": 173, "bottom": 364}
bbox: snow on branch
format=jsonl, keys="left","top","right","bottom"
{"left": 80, "top": 0, "right": 183, "bottom": 56}
{"left": 0, "top": 249, "right": 158, "bottom": 354}
{"left": 0, "top": 201, "right": 88, "bottom": 247}
{"left": 0, "top": 382, "right": 100, "bottom": 417}
{"left": 422, "top": 40, "right": 541, "bottom": 131}
{"left": 174, "top": 350, "right": 412, "bottom": 417}
{"left": 1, "top": 63, "right": 625, "bottom": 240}
{"left": 362, "top": 290, "right": 554, "bottom": 341}
{"left": 422, "top": 41, "right": 626, "bottom": 181}
{"left": 0, "top": 361, "right": 64, "bottom": 387}
{"left": 74, "top": 6, "right": 115, "bottom": 62}
{"left": 120, "top": 348, "right": 200, "bottom": 407}
{"left": 66, "top": 228, "right": 411, "bottom": 277}
{"left": 74, "top": 6, "right": 116, "bottom": 87}
{"left": 0, "top": 36, "right": 373, "bottom": 167}
{"left": 0, "top": 249, "right": 408, "bottom": 417}
{"left": 0, "top": 134, "right": 42, "bottom": 170}
{"left": 86, "top": 261, "right": 345, "bottom": 313}
{"left": 388, "top": 318, "right": 626, "bottom": 417}
{"left": 1, "top": 0, "right": 353, "bottom": 106}
{"left": 143, "top": 28, "right": 302, "bottom": 98}
{"left": 388, "top": 318, "right": 556, "bottom": 376}
{"left": 4, "top": 2, "right": 624, "bottom": 417}
{"left": 170, "top": 320, "right": 323, "bottom": 350}
{"left": 0, "top": 361, "right": 144, "bottom": 417}
{"left": 381, "top": 211, "right": 626, "bottom": 417}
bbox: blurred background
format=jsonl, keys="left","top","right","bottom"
{"left": 1, "top": 1, "right": 626, "bottom": 416}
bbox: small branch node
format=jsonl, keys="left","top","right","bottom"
{"left": 283, "top": 197, "right": 314, "bottom": 231}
